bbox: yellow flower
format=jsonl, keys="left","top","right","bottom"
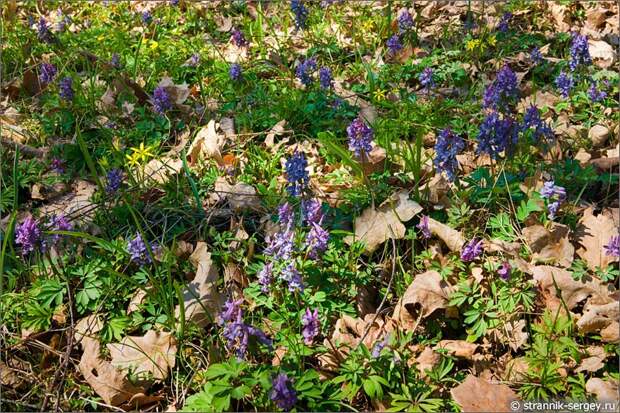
{"left": 373, "top": 88, "right": 386, "bottom": 102}
{"left": 487, "top": 34, "right": 497, "bottom": 47}
{"left": 361, "top": 20, "right": 374, "bottom": 32}
{"left": 149, "top": 40, "right": 159, "bottom": 50}
{"left": 465, "top": 39, "right": 480, "bottom": 51}
{"left": 126, "top": 142, "right": 155, "bottom": 166}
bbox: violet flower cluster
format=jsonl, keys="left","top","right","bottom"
{"left": 219, "top": 299, "right": 272, "bottom": 359}
{"left": 290, "top": 0, "right": 308, "bottom": 30}
{"left": 127, "top": 233, "right": 154, "bottom": 265}
{"left": 346, "top": 117, "right": 374, "bottom": 158}
{"left": 229, "top": 63, "right": 242, "bottom": 81}
{"left": 555, "top": 71, "right": 573, "bottom": 98}
{"left": 295, "top": 58, "right": 317, "bottom": 86}
{"left": 271, "top": 373, "right": 297, "bottom": 411}
{"left": 498, "top": 262, "right": 511, "bottom": 280}
{"left": 230, "top": 28, "right": 248, "bottom": 47}
{"left": 386, "top": 34, "right": 403, "bottom": 55}
{"left": 416, "top": 215, "right": 431, "bottom": 239}
{"left": 497, "top": 12, "right": 512, "bottom": 33}
{"left": 604, "top": 235, "right": 620, "bottom": 257}
{"left": 152, "top": 86, "right": 172, "bottom": 114}
{"left": 398, "top": 10, "right": 414, "bottom": 32}
{"left": 37, "top": 17, "right": 53, "bottom": 43}
{"left": 521, "top": 105, "right": 553, "bottom": 144}
{"left": 540, "top": 180, "right": 566, "bottom": 220}
{"left": 15, "top": 214, "right": 72, "bottom": 255}
{"left": 476, "top": 111, "right": 518, "bottom": 159}
{"left": 482, "top": 65, "right": 518, "bottom": 112}
{"left": 569, "top": 33, "right": 591, "bottom": 72}
{"left": 461, "top": 238, "right": 483, "bottom": 262}
{"left": 434, "top": 128, "right": 465, "bottom": 181}
{"left": 319, "top": 67, "right": 333, "bottom": 90}
{"left": 588, "top": 83, "right": 607, "bottom": 102}
{"left": 285, "top": 152, "right": 309, "bottom": 196}
{"left": 301, "top": 308, "right": 320, "bottom": 344}
{"left": 419, "top": 67, "right": 435, "bottom": 90}
{"left": 105, "top": 168, "right": 124, "bottom": 194}
{"left": 59, "top": 77, "right": 74, "bottom": 101}
{"left": 39, "top": 63, "right": 57, "bottom": 85}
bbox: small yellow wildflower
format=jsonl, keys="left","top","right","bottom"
{"left": 126, "top": 142, "right": 155, "bottom": 166}
{"left": 487, "top": 34, "right": 497, "bottom": 47}
{"left": 373, "top": 88, "right": 386, "bottom": 102}
{"left": 149, "top": 40, "right": 159, "bottom": 50}
{"left": 465, "top": 39, "right": 480, "bottom": 52}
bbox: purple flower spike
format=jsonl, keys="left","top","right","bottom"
{"left": 271, "top": 373, "right": 297, "bottom": 411}
{"left": 285, "top": 152, "right": 309, "bottom": 196}
{"left": 301, "top": 308, "right": 320, "bottom": 344}
{"left": 59, "top": 77, "right": 74, "bottom": 101}
{"left": 50, "top": 158, "right": 65, "bottom": 174}
{"left": 290, "top": 0, "right": 308, "bottom": 30}
{"left": 476, "top": 112, "right": 518, "bottom": 159}
{"left": 278, "top": 202, "right": 295, "bottom": 229}
{"left": 346, "top": 117, "right": 374, "bottom": 158}
{"left": 386, "top": 34, "right": 403, "bottom": 55}
{"left": 398, "top": 10, "right": 414, "bottom": 32}
{"left": 419, "top": 67, "right": 435, "bottom": 90}
{"left": 305, "top": 222, "right": 329, "bottom": 259}
{"left": 231, "top": 28, "right": 248, "bottom": 47}
{"left": 434, "top": 128, "right": 465, "bottom": 181}
{"left": 319, "top": 67, "right": 333, "bottom": 90}
{"left": 39, "top": 63, "right": 57, "bottom": 85}
{"left": 302, "top": 198, "right": 323, "bottom": 225}
{"left": 258, "top": 262, "right": 274, "bottom": 293}
{"left": 295, "top": 58, "right": 317, "bottom": 86}
{"left": 15, "top": 216, "right": 42, "bottom": 255}
{"left": 229, "top": 63, "right": 242, "bottom": 81}
{"left": 569, "top": 32, "right": 591, "bottom": 71}
{"left": 497, "top": 12, "right": 512, "bottom": 33}
{"left": 555, "top": 71, "right": 573, "bottom": 98}
{"left": 461, "top": 238, "right": 483, "bottom": 262}
{"left": 152, "top": 86, "right": 172, "bottom": 114}
{"left": 127, "top": 233, "right": 153, "bottom": 265}
{"left": 105, "top": 168, "right": 124, "bottom": 194}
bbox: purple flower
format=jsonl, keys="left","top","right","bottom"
{"left": 45, "top": 214, "right": 72, "bottom": 246}
{"left": 416, "top": 215, "right": 431, "bottom": 239}
{"left": 305, "top": 222, "right": 329, "bottom": 259}
{"left": 498, "top": 262, "right": 511, "bottom": 280}
{"left": 434, "top": 128, "right": 465, "bottom": 181}
{"left": 540, "top": 180, "right": 566, "bottom": 220}
{"left": 521, "top": 105, "right": 554, "bottom": 143}
{"left": 59, "top": 76, "right": 74, "bottom": 101}
{"left": 258, "top": 262, "right": 274, "bottom": 292}
{"left": 398, "top": 10, "right": 414, "bottom": 32}
{"left": 110, "top": 53, "right": 122, "bottom": 69}
{"left": 219, "top": 298, "right": 243, "bottom": 324}
{"left": 39, "top": 63, "right": 57, "bottom": 85}
{"left": 231, "top": 28, "right": 248, "bottom": 47}
{"left": 604, "top": 235, "right": 620, "bottom": 257}
{"left": 295, "top": 58, "right": 317, "bottom": 86}
{"left": 530, "top": 47, "right": 543, "bottom": 65}
{"left": 386, "top": 34, "right": 403, "bottom": 55}
{"left": 497, "top": 12, "right": 512, "bottom": 32}
{"left": 371, "top": 334, "right": 390, "bottom": 358}
{"left": 285, "top": 152, "right": 309, "bottom": 196}
{"left": 301, "top": 308, "right": 320, "bottom": 344}
{"left": 281, "top": 263, "right": 303, "bottom": 292}
{"left": 419, "top": 67, "right": 435, "bottom": 90}
{"left": 141, "top": 11, "right": 153, "bottom": 24}
{"left": 15, "top": 216, "right": 42, "bottom": 255}
{"left": 346, "top": 117, "right": 374, "bottom": 158}
{"left": 37, "top": 17, "right": 52, "bottom": 43}
{"left": 271, "top": 373, "right": 297, "bottom": 411}
{"left": 264, "top": 230, "right": 294, "bottom": 260}
{"left": 461, "top": 238, "right": 483, "bottom": 262}
{"left": 302, "top": 198, "right": 323, "bottom": 225}
{"left": 152, "top": 86, "right": 172, "bottom": 114}
{"left": 477, "top": 112, "right": 518, "bottom": 159}
{"left": 588, "top": 83, "right": 607, "bottom": 102}
{"left": 290, "top": 0, "right": 308, "bottom": 30}
{"left": 170, "top": 0, "right": 179, "bottom": 5}
{"left": 278, "top": 202, "right": 295, "bottom": 229}
{"left": 105, "top": 168, "right": 123, "bottom": 194}
{"left": 555, "top": 71, "right": 573, "bottom": 98}
{"left": 319, "top": 67, "right": 333, "bottom": 90}
{"left": 483, "top": 65, "right": 518, "bottom": 112}
{"left": 183, "top": 53, "right": 200, "bottom": 68}
{"left": 127, "top": 233, "right": 153, "bottom": 265}
{"left": 229, "top": 63, "right": 242, "bottom": 81}
{"left": 50, "top": 158, "right": 65, "bottom": 174}
{"left": 569, "top": 33, "right": 591, "bottom": 71}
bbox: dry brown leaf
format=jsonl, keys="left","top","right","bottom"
{"left": 359, "top": 145, "right": 387, "bottom": 175}
{"left": 210, "top": 177, "right": 261, "bottom": 211}
{"left": 157, "top": 77, "right": 189, "bottom": 105}
{"left": 188, "top": 120, "right": 224, "bottom": 166}
{"left": 589, "top": 124, "right": 611, "bottom": 148}
{"left": 414, "top": 347, "right": 440, "bottom": 378}
{"left": 175, "top": 242, "right": 224, "bottom": 328}
{"left": 39, "top": 180, "right": 96, "bottom": 224}
{"left": 586, "top": 377, "right": 619, "bottom": 401}
{"left": 575, "top": 207, "right": 619, "bottom": 270}
{"left": 419, "top": 174, "right": 451, "bottom": 207}
{"left": 577, "top": 298, "right": 620, "bottom": 342}
{"left": 532, "top": 265, "right": 612, "bottom": 311}
{"left": 427, "top": 217, "right": 465, "bottom": 252}
{"left": 345, "top": 190, "right": 421, "bottom": 253}
{"left": 451, "top": 375, "right": 519, "bottom": 412}
{"left": 333, "top": 80, "right": 377, "bottom": 124}
{"left": 142, "top": 155, "right": 183, "bottom": 185}
{"left": 393, "top": 270, "right": 454, "bottom": 328}
{"left": 548, "top": 3, "right": 571, "bottom": 32}
{"left": 265, "top": 119, "right": 288, "bottom": 148}
{"left": 523, "top": 224, "right": 574, "bottom": 268}
{"left": 576, "top": 346, "right": 607, "bottom": 373}
{"left": 107, "top": 330, "right": 176, "bottom": 381}
{"left": 434, "top": 340, "right": 479, "bottom": 359}
{"left": 492, "top": 320, "right": 529, "bottom": 352}
{"left": 0, "top": 361, "right": 21, "bottom": 388}
{"left": 589, "top": 40, "right": 616, "bottom": 68}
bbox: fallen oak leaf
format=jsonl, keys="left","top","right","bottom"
{"left": 574, "top": 207, "right": 619, "bottom": 270}
{"left": 451, "top": 374, "right": 519, "bottom": 412}
{"left": 427, "top": 217, "right": 465, "bottom": 252}
{"left": 586, "top": 377, "right": 619, "bottom": 401}
{"left": 187, "top": 119, "right": 224, "bottom": 166}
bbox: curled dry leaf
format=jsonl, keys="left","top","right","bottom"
{"left": 157, "top": 77, "right": 189, "bottom": 106}
{"left": 577, "top": 298, "right": 620, "bottom": 343}
{"left": 333, "top": 80, "right": 377, "bottom": 123}
{"left": 491, "top": 319, "right": 529, "bottom": 352}
{"left": 188, "top": 119, "right": 225, "bottom": 166}
{"left": 589, "top": 40, "right": 616, "bottom": 68}
{"left": 142, "top": 155, "right": 183, "bottom": 185}
{"left": 210, "top": 177, "right": 261, "bottom": 211}
{"left": 39, "top": 179, "right": 96, "bottom": 224}
{"left": 175, "top": 242, "right": 224, "bottom": 328}
{"left": 413, "top": 347, "right": 440, "bottom": 378}
{"left": 434, "top": 340, "right": 479, "bottom": 359}
{"left": 427, "top": 217, "right": 465, "bottom": 252}
{"left": 532, "top": 265, "right": 613, "bottom": 311}
{"left": 523, "top": 223, "right": 574, "bottom": 268}
{"left": 264, "top": 119, "right": 288, "bottom": 149}
{"left": 451, "top": 375, "right": 519, "bottom": 413}
{"left": 576, "top": 346, "right": 607, "bottom": 373}
{"left": 393, "top": 270, "right": 455, "bottom": 329}
{"left": 107, "top": 330, "right": 177, "bottom": 381}
{"left": 585, "top": 377, "right": 619, "bottom": 401}
{"left": 345, "top": 190, "right": 422, "bottom": 253}
{"left": 575, "top": 207, "right": 619, "bottom": 270}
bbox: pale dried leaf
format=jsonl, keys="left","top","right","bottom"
{"left": 577, "top": 299, "right": 620, "bottom": 342}
{"left": 39, "top": 180, "right": 96, "bottom": 224}
{"left": 175, "top": 242, "right": 224, "bottom": 328}
{"left": 211, "top": 177, "right": 261, "bottom": 211}
{"left": 523, "top": 224, "right": 574, "bottom": 268}
{"left": 576, "top": 346, "right": 607, "bottom": 373}
{"left": 393, "top": 270, "right": 454, "bottom": 328}
{"left": 265, "top": 119, "right": 287, "bottom": 148}
{"left": 142, "top": 156, "right": 183, "bottom": 185}
{"left": 108, "top": 330, "right": 177, "bottom": 381}
{"left": 586, "top": 377, "right": 619, "bottom": 400}
{"left": 575, "top": 207, "right": 619, "bottom": 270}
{"left": 589, "top": 40, "right": 616, "bottom": 68}
{"left": 157, "top": 77, "right": 189, "bottom": 105}
{"left": 435, "top": 340, "right": 479, "bottom": 359}
{"left": 532, "top": 266, "right": 612, "bottom": 310}
{"left": 427, "top": 217, "right": 465, "bottom": 252}
{"left": 451, "top": 375, "right": 519, "bottom": 412}
{"left": 414, "top": 347, "right": 440, "bottom": 378}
